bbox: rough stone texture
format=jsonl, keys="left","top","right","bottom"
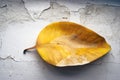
{"left": 0, "top": 0, "right": 120, "bottom": 80}
{"left": 39, "top": 2, "right": 70, "bottom": 22}
{"left": 0, "top": 0, "right": 32, "bottom": 25}
{"left": 23, "top": 0, "right": 50, "bottom": 20}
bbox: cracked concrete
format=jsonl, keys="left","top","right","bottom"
{"left": 0, "top": 0, "right": 33, "bottom": 26}
{"left": 21, "top": 0, "right": 35, "bottom": 21}
{"left": 23, "top": 0, "right": 50, "bottom": 20}
{"left": 0, "top": 0, "right": 120, "bottom": 80}
{"left": 0, "top": 56, "right": 17, "bottom": 62}
{"left": 39, "top": 2, "right": 70, "bottom": 22}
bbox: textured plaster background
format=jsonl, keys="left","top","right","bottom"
{"left": 0, "top": 0, "right": 120, "bottom": 80}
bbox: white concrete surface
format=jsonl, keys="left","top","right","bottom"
{"left": 0, "top": 0, "right": 120, "bottom": 80}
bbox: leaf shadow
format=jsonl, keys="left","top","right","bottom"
{"left": 31, "top": 50, "right": 111, "bottom": 77}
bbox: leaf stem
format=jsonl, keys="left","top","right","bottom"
{"left": 23, "top": 45, "right": 36, "bottom": 54}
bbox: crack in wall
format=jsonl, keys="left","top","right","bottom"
{"left": 0, "top": 0, "right": 35, "bottom": 24}
{"left": 21, "top": 0, "right": 35, "bottom": 21}
{"left": 79, "top": 4, "right": 119, "bottom": 21}
{"left": 21, "top": 0, "right": 51, "bottom": 20}
{"left": 39, "top": 6, "right": 51, "bottom": 18}
{"left": 0, "top": 56, "right": 18, "bottom": 62}
{"left": 39, "top": 1, "right": 70, "bottom": 21}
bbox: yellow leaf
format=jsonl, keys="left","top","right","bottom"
{"left": 25, "top": 21, "right": 111, "bottom": 67}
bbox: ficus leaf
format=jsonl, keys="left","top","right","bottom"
{"left": 24, "top": 21, "right": 111, "bottom": 67}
